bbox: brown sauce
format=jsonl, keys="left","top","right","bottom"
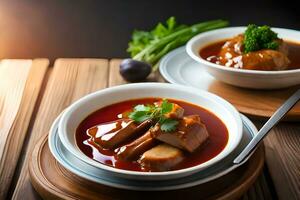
{"left": 76, "top": 98, "right": 228, "bottom": 172}
{"left": 200, "top": 39, "right": 300, "bottom": 70}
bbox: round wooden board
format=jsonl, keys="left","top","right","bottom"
{"left": 29, "top": 135, "right": 265, "bottom": 200}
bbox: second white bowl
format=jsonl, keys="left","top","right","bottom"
{"left": 186, "top": 27, "right": 300, "bottom": 89}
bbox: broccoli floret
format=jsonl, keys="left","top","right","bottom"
{"left": 243, "top": 24, "right": 279, "bottom": 53}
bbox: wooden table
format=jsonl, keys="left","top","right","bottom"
{"left": 0, "top": 59, "right": 299, "bottom": 200}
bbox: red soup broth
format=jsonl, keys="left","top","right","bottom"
{"left": 76, "top": 98, "right": 229, "bottom": 172}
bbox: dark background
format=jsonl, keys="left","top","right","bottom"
{"left": 0, "top": 0, "right": 299, "bottom": 62}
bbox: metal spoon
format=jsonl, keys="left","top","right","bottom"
{"left": 234, "top": 89, "right": 300, "bottom": 164}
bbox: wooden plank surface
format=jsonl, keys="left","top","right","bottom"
{"left": 7, "top": 58, "right": 297, "bottom": 200}
{"left": 242, "top": 168, "right": 274, "bottom": 200}
{"left": 0, "top": 59, "right": 49, "bottom": 199}
{"left": 264, "top": 123, "right": 300, "bottom": 200}
{"left": 12, "top": 59, "right": 109, "bottom": 200}
{"left": 208, "top": 83, "right": 300, "bottom": 121}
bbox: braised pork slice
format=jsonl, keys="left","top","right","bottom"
{"left": 151, "top": 115, "right": 209, "bottom": 152}
{"left": 89, "top": 119, "right": 152, "bottom": 149}
{"left": 139, "top": 144, "right": 184, "bottom": 171}
{"left": 117, "top": 131, "right": 157, "bottom": 161}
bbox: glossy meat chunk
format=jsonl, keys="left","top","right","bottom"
{"left": 219, "top": 34, "right": 244, "bottom": 58}
{"left": 151, "top": 115, "right": 209, "bottom": 152}
{"left": 217, "top": 35, "right": 290, "bottom": 70}
{"left": 117, "top": 131, "right": 157, "bottom": 161}
{"left": 139, "top": 144, "right": 184, "bottom": 171}
{"left": 242, "top": 50, "right": 290, "bottom": 70}
{"left": 166, "top": 103, "right": 184, "bottom": 119}
{"left": 88, "top": 119, "right": 152, "bottom": 149}
{"left": 154, "top": 101, "right": 184, "bottom": 119}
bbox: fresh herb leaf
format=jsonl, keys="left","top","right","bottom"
{"left": 151, "top": 17, "right": 185, "bottom": 41}
{"left": 161, "top": 99, "right": 173, "bottom": 114}
{"left": 160, "top": 118, "right": 179, "bottom": 132}
{"left": 128, "top": 99, "right": 179, "bottom": 132}
{"left": 134, "top": 104, "right": 151, "bottom": 112}
{"left": 167, "top": 16, "right": 176, "bottom": 30}
{"left": 158, "top": 115, "right": 167, "bottom": 124}
{"left": 127, "top": 30, "right": 154, "bottom": 57}
{"left": 128, "top": 111, "right": 151, "bottom": 123}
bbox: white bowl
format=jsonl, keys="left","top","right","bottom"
{"left": 186, "top": 27, "right": 300, "bottom": 89}
{"left": 58, "top": 83, "right": 243, "bottom": 180}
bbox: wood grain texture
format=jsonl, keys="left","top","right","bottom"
{"left": 29, "top": 135, "right": 265, "bottom": 200}
{"left": 0, "top": 59, "right": 49, "bottom": 199}
{"left": 208, "top": 83, "right": 300, "bottom": 120}
{"left": 242, "top": 169, "right": 275, "bottom": 200}
{"left": 264, "top": 123, "right": 300, "bottom": 200}
{"left": 12, "top": 59, "right": 109, "bottom": 200}
{"left": 7, "top": 58, "right": 282, "bottom": 200}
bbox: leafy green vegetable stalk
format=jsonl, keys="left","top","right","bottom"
{"left": 127, "top": 17, "right": 229, "bottom": 71}
{"left": 128, "top": 99, "right": 179, "bottom": 132}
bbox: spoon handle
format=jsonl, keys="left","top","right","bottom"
{"left": 234, "top": 89, "right": 300, "bottom": 164}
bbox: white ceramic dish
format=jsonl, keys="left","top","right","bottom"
{"left": 159, "top": 46, "right": 215, "bottom": 88}
{"left": 50, "top": 114, "right": 256, "bottom": 191}
{"left": 58, "top": 83, "right": 243, "bottom": 180}
{"left": 186, "top": 27, "right": 300, "bottom": 89}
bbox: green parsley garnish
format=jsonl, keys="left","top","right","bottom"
{"left": 128, "top": 99, "right": 179, "bottom": 132}
{"left": 243, "top": 24, "right": 279, "bottom": 53}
